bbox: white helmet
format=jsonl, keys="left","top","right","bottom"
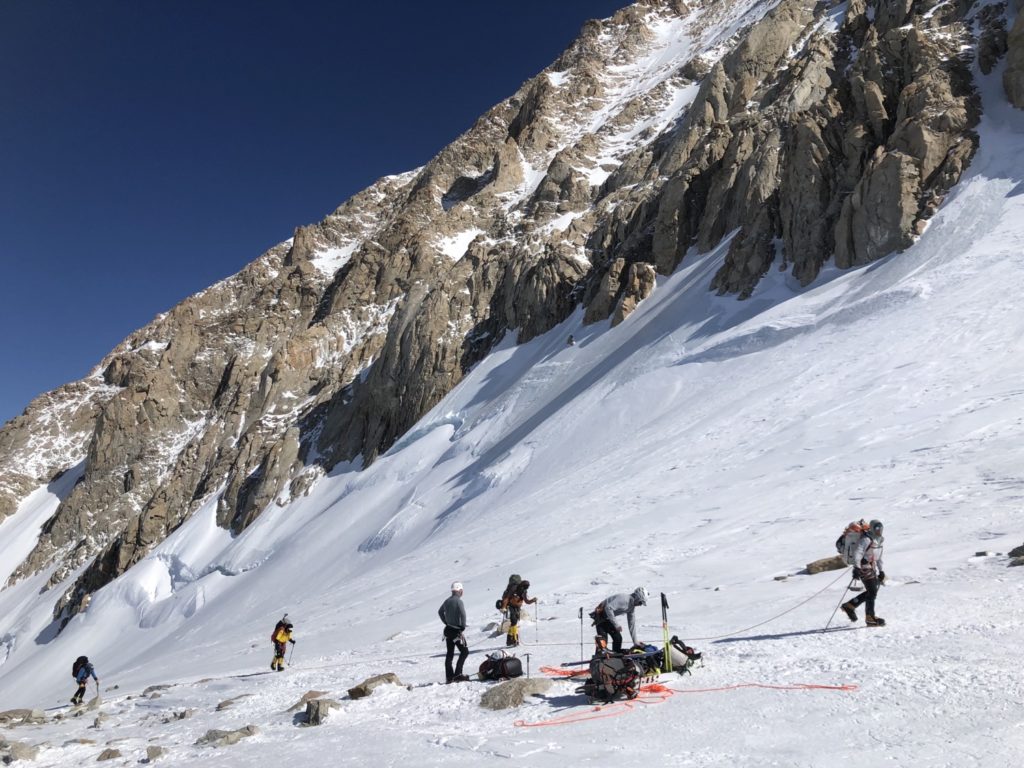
{"left": 451, "top": 581, "right": 464, "bottom": 593}
{"left": 632, "top": 586, "right": 649, "bottom": 605}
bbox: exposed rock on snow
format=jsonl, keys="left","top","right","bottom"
{"left": 286, "top": 690, "right": 329, "bottom": 712}
{"left": 95, "top": 748, "right": 121, "bottom": 761}
{"left": 0, "top": 739, "right": 40, "bottom": 763}
{"left": 302, "top": 698, "right": 341, "bottom": 726}
{"left": 143, "top": 745, "right": 166, "bottom": 763}
{"left": 193, "top": 724, "right": 259, "bottom": 747}
{"left": 805, "top": 556, "right": 846, "bottom": 574}
{"left": 347, "top": 673, "right": 403, "bottom": 699}
{"left": 0, "top": 709, "right": 45, "bottom": 726}
{"left": 479, "top": 677, "right": 553, "bottom": 710}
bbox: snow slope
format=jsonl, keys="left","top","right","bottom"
{"left": 2, "top": 56, "right": 1024, "bottom": 768}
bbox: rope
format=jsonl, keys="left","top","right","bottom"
{"left": 687, "top": 568, "right": 851, "bottom": 641}
{"left": 514, "top": 679, "right": 857, "bottom": 728}
{"left": 513, "top": 683, "right": 674, "bottom": 727}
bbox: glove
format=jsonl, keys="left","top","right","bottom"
{"left": 878, "top": 571, "right": 886, "bottom": 585}
{"left": 289, "top": 638, "right": 296, "bottom": 644}
{"left": 457, "top": 633, "right": 467, "bottom": 647}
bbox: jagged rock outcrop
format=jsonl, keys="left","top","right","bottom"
{"left": 1007, "top": 0, "right": 1024, "bottom": 106}
{"left": 0, "top": 0, "right": 1008, "bottom": 629}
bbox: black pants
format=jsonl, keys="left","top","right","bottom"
{"left": 595, "top": 615, "right": 623, "bottom": 652}
{"left": 443, "top": 627, "right": 468, "bottom": 681}
{"left": 72, "top": 681, "right": 87, "bottom": 704}
{"left": 849, "top": 574, "right": 880, "bottom": 616}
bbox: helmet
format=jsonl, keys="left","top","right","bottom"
{"left": 451, "top": 581, "right": 464, "bottom": 593}
{"left": 868, "top": 520, "right": 884, "bottom": 539}
{"left": 632, "top": 586, "right": 649, "bottom": 606}
{"left": 520, "top": 580, "right": 530, "bottom": 589}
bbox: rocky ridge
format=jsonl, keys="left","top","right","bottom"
{"left": 0, "top": 0, "right": 1015, "bottom": 629}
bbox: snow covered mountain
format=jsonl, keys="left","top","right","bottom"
{"left": 1, "top": 2, "right": 1023, "bottom": 765}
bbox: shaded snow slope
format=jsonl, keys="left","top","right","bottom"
{"left": 1, "top": 76, "right": 1024, "bottom": 768}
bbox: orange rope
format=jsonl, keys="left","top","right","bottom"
{"left": 539, "top": 666, "right": 588, "bottom": 678}
{"left": 514, "top": 681, "right": 856, "bottom": 727}
{"left": 674, "top": 682, "right": 858, "bottom": 693}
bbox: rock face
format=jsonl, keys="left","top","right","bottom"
{"left": 1006, "top": 0, "right": 1024, "bottom": 106}
{"left": 479, "top": 677, "right": 553, "bottom": 710}
{"left": 0, "top": 0, "right": 1002, "bottom": 627}
{"left": 347, "top": 673, "right": 403, "bottom": 699}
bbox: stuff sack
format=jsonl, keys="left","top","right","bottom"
{"left": 836, "top": 520, "right": 869, "bottom": 566}
{"left": 581, "top": 654, "right": 643, "bottom": 702}
{"left": 72, "top": 656, "right": 88, "bottom": 679}
{"left": 478, "top": 651, "right": 523, "bottom": 681}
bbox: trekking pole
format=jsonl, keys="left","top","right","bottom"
{"left": 823, "top": 573, "right": 856, "bottom": 632}
{"left": 288, "top": 643, "right": 295, "bottom": 665}
{"left": 524, "top": 653, "right": 531, "bottom": 679}
{"left": 578, "top": 607, "right": 584, "bottom": 663}
{"left": 661, "top": 592, "right": 672, "bottom": 673}
{"left": 535, "top": 601, "right": 539, "bottom": 644}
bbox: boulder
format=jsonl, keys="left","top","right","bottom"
{"left": 286, "top": 690, "right": 330, "bottom": 712}
{"left": 160, "top": 709, "right": 195, "bottom": 724}
{"left": 1009, "top": 558, "right": 1024, "bottom": 568}
{"left": 215, "top": 694, "right": 253, "bottom": 711}
{"left": 143, "top": 745, "right": 166, "bottom": 763}
{"left": 347, "top": 673, "right": 403, "bottom": 700}
{"left": 96, "top": 749, "right": 121, "bottom": 762}
{"left": 1008, "top": 543, "right": 1024, "bottom": 558}
{"left": 805, "top": 556, "right": 847, "bottom": 575}
{"left": 194, "top": 725, "right": 259, "bottom": 747}
{"left": 1, "top": 740, "right": 40, "bottom": 763}
{"left": 0, "top": 710, "right": 45, "bottom": 727}
{"left": 479, "top": 678, "right": 553, "bottom": 710}
{"left": 302, "top": 699, "right": 341, "bottom": 726}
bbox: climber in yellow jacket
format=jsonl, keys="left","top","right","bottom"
{"left": 499, "top": 576, "right": 537, "bottom": 647}
{"left": 271, "top": 615, "right": 296, "bottom": 671}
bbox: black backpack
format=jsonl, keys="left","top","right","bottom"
{"left": 72, "top": 656, "right": 88, "bottom": 679}
{"left": 478, "top": 651, "right": 523, "bottom": 681}
{"left": 581, "top": 654, "right": 643, "bottom": 702}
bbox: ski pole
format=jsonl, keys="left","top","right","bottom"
{"left": 661, "top": 592, "right": 672, "bottom": 673}
{"left": 524, "top": 653, "right": 531, "bottom": 679}
{"left": 578, "top": 607, "right": 584, "bottom": 663}
{"left": 288, "top": 642, "right": 295, "bottom": 664}
{"left": 823, "top": 573, "right": 856, "bottom": 632}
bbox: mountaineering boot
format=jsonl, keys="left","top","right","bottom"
{"left": 865, "top": 615, "right": 886, "bottom": 627}
{"left": 452, "top": 674, "right": 470, "bottom": 682}
{"left": 841, "top": 602, "right": 858, "bottom": 622}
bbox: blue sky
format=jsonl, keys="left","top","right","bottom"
{"left": 0, "top": 0, "right": 626, "bottom": 425}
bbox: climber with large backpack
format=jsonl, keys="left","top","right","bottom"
{"left": 498, "top": 575, "right": 536, "bottom": 647}
{"left": 590, "top": 587, "right": 649, "bottom": 653}
{"left": 270, "top": 614, "right": 296, "bottom": 671}
{"left": 839, "top": 519, "right": 887, "bottom": 627}
{"left": 71, "top": 655, "right": 98, "bottom": 705}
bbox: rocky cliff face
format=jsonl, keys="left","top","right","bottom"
{"left": 0, "top": 0, "right": 1012, "bottom": 629}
